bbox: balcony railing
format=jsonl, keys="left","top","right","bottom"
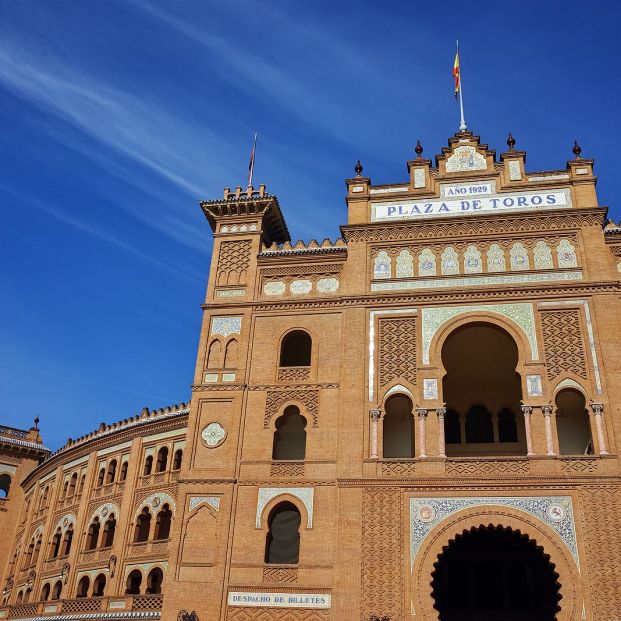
{"left": 0, "top": 594, "right": 163, "bottom": 619}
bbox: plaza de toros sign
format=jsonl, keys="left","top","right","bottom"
{"left": 371, "top": 187, "right": 571, "bottom": 222}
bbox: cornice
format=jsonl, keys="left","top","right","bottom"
{"left": 340, "top": 207, "right": 607, "bottom": 243}
{"left": 202, "top": 280, "right": 621, "bottom": 313}
{"left": 336, "top": 476, "right": 621, "bottom": 488}
{"left": 22, "top": 412, "right": 189, "bottom": 490}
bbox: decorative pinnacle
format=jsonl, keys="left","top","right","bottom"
{"left": 415, "top": 139, "right": 423, "bottom": 159}
{"left": 33, "top": 415, "right": 40, "bottom": 430}
{"left": 572, "top": 140, "right": 582, "bottom": 159}
{"left": 354, "top": 160, "right": 363, "bottom": 176}
{"left": 507, "top": 132, "right": 516, "bottom": 150}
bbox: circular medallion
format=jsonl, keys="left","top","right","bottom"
{"left": 422, "top": 260, "right": 433, "bottom": 270}
{"left": 62, "top": 518, "right": 68, "bottom": 527}
{"left": 466, "top": 259, "right": 479, "bottom": 268}
{"left": 202, "top": 422, "right": 227, "bottom": 448}
{"left": 418, "top": 504, "right": 436, "bottom": 523}
{"left": 101, "top": 507, "right": 108, "bottom": 517}
{"left": 515, "top": 255, "right": 526, "bottom": 265}
{"left": 546, "top": 503, "right": 566, "bottom": 522}
{"left": 152, "top": 497, "right": 160, "bottom": 508}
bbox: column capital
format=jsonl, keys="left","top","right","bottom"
{"left": 590, "top": 403, "right": 604, "bottom": 415}
{"left": 436, "top": 407, "right": 447, "bottom": 418}
{"left": 542, "top": 404, "right": 554, "bottom": 416}
{"left": 370, "top": 409, "right": 382, "bottom": 422}
{"left": 521, "top": 404, "right": 534, "bottom": 416}
{"left": 416, "top": 408, "right": 428, "bottom": 418}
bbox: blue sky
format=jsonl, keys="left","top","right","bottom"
{"left": 0, "top": 1, "right": 618, "bottom": 449}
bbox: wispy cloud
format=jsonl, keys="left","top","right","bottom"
{"left": 0, "top": 183, "right": 203, "bottom": 285}
{"left": 0, "top": 42, "right": 239, "bottom": 249}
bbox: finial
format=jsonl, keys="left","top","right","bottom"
{"left": 354, "top": 160, "right": 363, "bottom": 176}
{"left": 33, "top": 415, "right": 39, "bottom": 430}
{"left": 572, "top": 140, "right": 582, "bottom": 159}
{"left": 506, "top": 132, "right": 515, "bottom": 150}
{"left": 415, "top": 140, "right": 423, "bottom": 159}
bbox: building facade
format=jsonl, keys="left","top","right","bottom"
{"left": 2, "top": 130, "right": 621, "bottom": 621}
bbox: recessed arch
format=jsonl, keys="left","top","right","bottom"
{"left": 411, "top": 506, "right": 581, "bottom": 621}
{"left": 279, "top": 329, "right": 313, "bottom": 367}
{"left": 382, "top": 393, "right": 414, "bottom": 458}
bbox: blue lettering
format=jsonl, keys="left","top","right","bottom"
{"left": 424, "top": 203, "right": 433, "bottom": 213}
{"left": 387, "top": 206, "right": 396, "bottom": 216}
{"left": 472, "top": 200, "right": 481, "bottom": 210}
{"left": 398, "top": 205, "right": 407, "bottom": 215}
{"left": 461, "top": 201, "right": 470, "bottom": 210}
{"left": 532, "top": 195, "right": 542, "bottom": 205}
{"left": 517, "top": 197, "right": 527, "bottom": 207}
{"left": 503, "top": 198, "right": 515, "bottom": 207}
{"left": 439, "top": 203, "right": 449, "bottom": 212}
{"left": 410, "top": 204, "right": 421, "bottom": 214}
{"left": 491, "top": 198, "right": 501, "bottom": 208}
{"left": 546, "top": 194, "right": 556, "bottom": 204}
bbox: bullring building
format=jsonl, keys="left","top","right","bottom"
{"left": 1, "top": 130, "right": 621, "bottom": 621}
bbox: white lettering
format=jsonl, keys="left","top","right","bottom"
{"left": 372, "top": 190, "right": 568, "bottom": 222}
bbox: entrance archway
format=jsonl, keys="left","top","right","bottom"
{"left": 431, "top": 525, "right": 561, "bottom": 621}
{"left": 441, "top": 323, "right": 525, "bottom": 456}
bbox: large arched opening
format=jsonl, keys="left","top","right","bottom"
{"left": 431, "top": 525, "right": 561, "bottom": 621}
{"left": 555, "top": 389, "right": 593, "bottom": 455}
{"left": 383, "top": 394, "right": 414, "bottom": 458}
{"left": 441, "top": 323, "right": 525, "bottom": 456}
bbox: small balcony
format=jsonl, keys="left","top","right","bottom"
{"left": 0, "top": 594, "right": 163, "bottom": 619}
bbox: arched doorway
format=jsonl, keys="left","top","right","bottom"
{"left": 383, "top": 394, "right": 414, "bottom": 458}
{"left": 555, "top": 389, "right": 593, "bottom": 455}
{"left": 431, "top": 525, "right": 561, "bottom": 621}
{"left": 441, "top": 323, "right": 525, "bottom": 456}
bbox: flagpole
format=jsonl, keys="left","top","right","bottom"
{"left": 457, "top": 40, "right": 467, "bottom": 131}
{"left": 248, "top": 132, "right": 258, "bottom": 187}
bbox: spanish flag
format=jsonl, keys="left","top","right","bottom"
{"left": 453, "top": 49, "right": 460, "bottom": 99}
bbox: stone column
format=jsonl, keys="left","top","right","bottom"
{"left": 542, "top": 405, "right": 555, "bottom": 456}
{"left": 416, "top": 408, "right": 428, "bottom": 459}
{"left": 369, "top": 409, "right": 381, "bottom": 460}
{"left": 521, "top": 405, "right": 535, "bottom": 456}
{"left": 590, "top": 403, "right": 609, "bottom": 456}
{"left": 437, "top": 407, "right": 447, "bottom": 458}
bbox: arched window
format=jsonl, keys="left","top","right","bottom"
{"left": 86, "top": 519, "right": 100, "bottom": 551}
{"left": 444, "top": 409, "right": 461, "bottom": 444}
{"left": 272, "top": 406, "right": 307, "bottom": 460}
{"left": 16, "top": 591, "right": 24, "bottom": 604}
{"left": 279, "top": 331, "right": 312, "bottom": 367}
{"left": 172, "top": 449, "right": 183, "bottom": 470}
{"left": 0, "top": 474, "right": 10, "bottom": 499}
{"left": 465, "top": 405, "right": 494, "bottom": 443}
{"left": 498, "top": 408, "right": 518, "bottom": 442}
{"left": 92, "top": 574, "right": 106, "bottom": 597}
{"left": 556, "top": 389, "right": 593, "bottom": 455}
{"left": 32, "top": 537, "right": 42, "bottom": 565}
{"left": 39, "top": 486, "right": 49, "bottom": 511}
{"left": 134, "top": 508, "right": 151, "bottom": 543}
{"left": 23, "top": 540, "right": 34, "bottom": 568}
{"left": 154, "top": 504, "right": 172, "bottom": 541}
{"left": 78, "top": 474, "right": 86, "bottom": 494}
{"left": 119, "top": 461, "right": 128, "bottom": 482}
{"left": 51, "top": 580, "right": 62, "bottom": 600}
{"left": 206, "top": 340, "right": 222, "bottom": 368}
{"left": 61, "top": 525, "right": 73, "bottom": 556}
{"left": 106, "top": 460, "right": 117, "bottom": 484}
{"left": 146, "top": 568, "right": 163, "bottom": 594}
{"left": 62, "top": 481, "right": 68, "bottom": 499}
{"left": 24, "top": 588, "right": 32, "bottom": 603}
{"left": 102, "top": 515, "right": 116, "bottom": 548}
{"left": 40, "top": 583, "right": 50, "bottom": 602}
{"left": 50, "top": 529, "right": 62, "bottom": 559}
{"left": 68, "top": 472, "right": 78, "bottom": 496}
{"left": 383, "top": 394, "right": 414, "bottom": 458}
{"left": 125, "top": 570, "right": 142, "bottom": 595}
{"left": 143, "top": 456, "right": 153, "bottom": 476}
{"left": 97, "top": 468, "right": 105, "bottom": 487}
{"left": 155, "top": 447, "right": 168, "bottom": 473}
{"left": 224, "top": 339, "right": 238, "bottom": 369}
{"left": 76, "top": 576, "right": 90, "bottom": 598}
{"left": 265, "top": 501, "right": 301, "bottom": 564}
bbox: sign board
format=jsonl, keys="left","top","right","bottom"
{"left": 371, "top": 188, "right": 570, "bottom": 222}
{"left": 228, "top": 592, "right": 331, "bottom": 609}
